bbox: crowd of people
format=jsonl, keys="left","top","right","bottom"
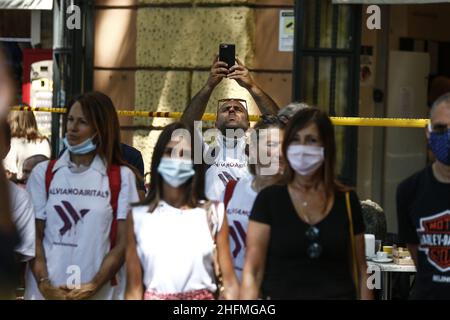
{"left": 0, "top": 46, "right": 449, "bottom": 300}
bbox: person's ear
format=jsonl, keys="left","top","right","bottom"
{"left": 425, "top": 123, "right": 430, "bottom": 141}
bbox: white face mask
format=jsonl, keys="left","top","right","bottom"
{"left": 157, "top": 157, "right": 195, "bottom": 188}
{"left": 287, "top": 145, "right": 324, "bottom": 176}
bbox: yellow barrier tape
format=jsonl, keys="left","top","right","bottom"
{"left": 11, "top": 106, "right": 429, "bottom": 128}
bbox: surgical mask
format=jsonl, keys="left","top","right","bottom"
{"left": 157, "top": 158, "right": 195, "bottom": 188}
{"left": 63, "top": 136, "right": 97, "bottom": 155}
{"left": 428, "top": 124, "right": 450, "bottom": 165}
{"left": 287, "top": 145, "right": 324, "bottom": 176}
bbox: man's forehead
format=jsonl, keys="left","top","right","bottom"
{"left": 219, "top": 99, "right": 246, "bottom": 110}
{"left": 431, "top": 102, "right": 450, "bottom": 125}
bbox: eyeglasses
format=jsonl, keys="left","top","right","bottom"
{"left": 217, "top": 98, "right": 247, "bottom": 112}
{"left": 305, "top": 225, "right": 322, "bottom": 259}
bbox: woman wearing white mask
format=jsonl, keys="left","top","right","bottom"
{"left": 125, "top": 122, "right": 239, "bottom": 300}
{"left": 240, "top": 108, "right": 373, "bottom": 300}
{"left": 25, "top": 92, "right": 139, "bottom": 300}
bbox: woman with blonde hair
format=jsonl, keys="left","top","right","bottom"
{"left": 4, "top": 109, "right": 51, "bottom": 181}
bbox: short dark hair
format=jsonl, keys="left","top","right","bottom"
{"left": 138, "top": 122, "right": 206, "bottom": 212}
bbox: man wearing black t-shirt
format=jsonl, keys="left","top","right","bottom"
{"left": 397, "top": 93, "right": 450, "bottom": 300}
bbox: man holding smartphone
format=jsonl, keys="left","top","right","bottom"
{"left": 181, "top": 53, "right": 279, "bottom": 201}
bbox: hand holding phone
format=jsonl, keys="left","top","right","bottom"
{"left": 219, "top": 44, "right": 235, "bottom": 69}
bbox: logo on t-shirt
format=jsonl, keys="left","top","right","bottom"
{"left": 218, "top": 171, "right": 236, "bottom": 187}
{"left": 229, "top": 220, "right": 247, "bottom": 259}
{"left": 54, "top": 201, "right": 90, "bottom": 236}
{"left": 417, "top": 210, "right": 450, "bottom": 273}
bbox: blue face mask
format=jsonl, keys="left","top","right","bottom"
{"left": 63, "top": 136, "right": 97, "bottom": 155}
{"left": 157, "top": 158, "right": 195, "bottom": 188}
{"left": 429, "top": 128, "right": 450, "bottom": 165}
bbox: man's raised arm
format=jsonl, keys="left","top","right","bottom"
{"left": 181, "top": 57, "right": 229, "bottom": 125}
{"left": 228, "top": 58, "right": 279, "bottom": 116}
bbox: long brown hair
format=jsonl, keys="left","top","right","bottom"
{"left": 7, "top": 109, "right": 46, "bottom": 141}
{"left": 66, "top": 92, "right": 137, "bottom": 175}
{"left": 282, "top": 108, "right": 349, "bottom": 199}
{"left": 138, "top": 122, "right": 206, "bottom": 212}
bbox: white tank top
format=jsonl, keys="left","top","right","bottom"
{"left": 132, "top": 201, "right": 224, "bottom": 294}
{"left": 204, "top": 134, "right": 251, "bottom": 201}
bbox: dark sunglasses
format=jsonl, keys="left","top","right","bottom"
{"left": 428, "top": 122, "right": 450, "bottom": 135}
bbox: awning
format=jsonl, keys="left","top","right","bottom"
{"left": 333, "top": 0, "right": 450, "bottom": 3}
{"left": 0, "top": 0, "right": 53, "bottom": 10}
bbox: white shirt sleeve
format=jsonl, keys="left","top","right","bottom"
{"left": 26, "top": 161, "right": 49, "bottom": 220}
{"left": 9, "top": 183, "right": 36, "bottom": 261}
{"left": 3, "top": 140, "right": 18, "bottom": 174}
{"left": 117, "top": 166, "right": 139, "bottom": 220}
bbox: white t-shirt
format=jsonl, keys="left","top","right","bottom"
{"left": 132, "top": 201, "right": 224, "bottom": 295}
{"left": 221, "top": 175, "right": 257, "bottom": 281}
{"left": 8, "top": 181, "right": 35, "bottom": 261}
{"left": 3, "top": 137, "right": 51, "bottom": 179}
{"left": 203, "top": 132, "right": 251, "bottom": 201}
{"left": 24, "top": 150, "right": 139, "bottom": 300}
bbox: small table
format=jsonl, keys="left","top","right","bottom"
{"left": 367, "top": 261, "right": 416, "bottom": 300}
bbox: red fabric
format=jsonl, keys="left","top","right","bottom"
{"left": 144, "top": 289, "right": 215, "bottom": 300}
{"left": 224, "top": 179, "right": 238, "bottom": 211}
{"left": 45, "top": 161, "right": 121, "bottom": 285}
{"left": 45, "top": 160, "right": 57, "bottom": 195}
{"left": 107, "top": 167, "right": 121, "bottom": 243}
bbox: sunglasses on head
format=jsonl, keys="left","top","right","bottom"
{"left": 217, "top": 98, "right": 247, "bottom": 111}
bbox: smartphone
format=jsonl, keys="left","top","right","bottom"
{"left": 219, "top": 44, "right": 235, "bottom": 68}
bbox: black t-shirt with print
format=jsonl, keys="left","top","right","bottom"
{"left": 250, "top": 185, "right": 365, "bottom": 300}
{"left": 397, "top": 166, "right": 450, "bottom": 300}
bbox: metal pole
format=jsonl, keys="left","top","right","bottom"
{"left": 51, "top": 0, "right": 65, "bottom": 158}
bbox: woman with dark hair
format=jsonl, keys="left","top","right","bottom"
{"left": 4, "top": 109, "right": 51, "bottom": 181}
{"left": 125, "top": 122, "right": 239, "bottom": 300}
{"left": 222, "top": 115, "right": 285, "bottom": 282}
{"left": 241, "top": 108, "right": 373, "bottom": 300}
{"left": 25, "top": 91, "right": 139, "bottom": 300}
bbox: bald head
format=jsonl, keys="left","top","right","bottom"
{"left": 430, "top": 93, "right": 450, "bottom": 122}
